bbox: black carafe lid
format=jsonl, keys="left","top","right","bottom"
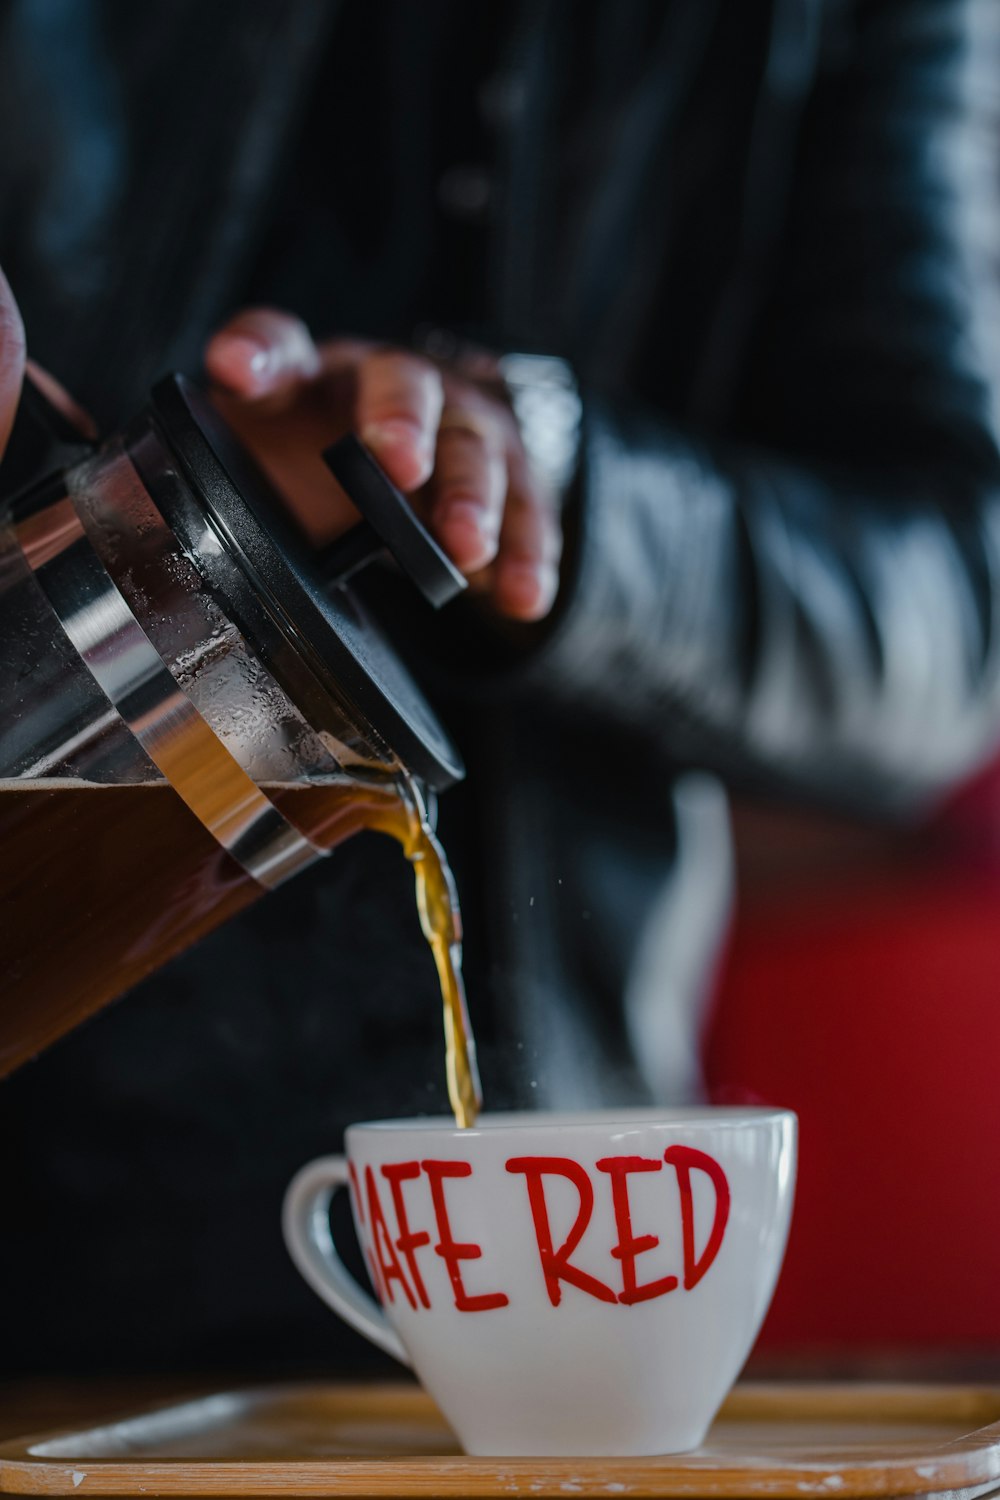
{"left": 144, "top": 374, "right": 465, "bottom": 789}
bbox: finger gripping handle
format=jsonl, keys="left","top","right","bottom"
{"left": 282, "top": 1156, "right": 410, "bottom": 1366}
{"left": 322, "top": 435, "right": 466, "bottom": 608}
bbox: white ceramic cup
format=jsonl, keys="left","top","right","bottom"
{"left": 282, "top": 1107, "right": 796, "bottom": 1457}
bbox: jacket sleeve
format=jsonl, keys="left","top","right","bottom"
{"left": 523, "top": 0, "right": 1000, "bottom": 817}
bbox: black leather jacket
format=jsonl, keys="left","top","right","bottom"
{"left": 2, "top": 0, "right": 1000, "bottom": 1370}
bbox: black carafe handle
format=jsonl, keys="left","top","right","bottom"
{"left": 0, "top": 374, "right": 95, "bottom": 506}
{"left": 321, "top": 435, "right": 466, "bottom": 610}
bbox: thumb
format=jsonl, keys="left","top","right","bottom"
{"left": 205, "top": 307, "right": 321, "bottom": 407}
{"left": 0, "top": 266, "right": 26, "bottom": 460}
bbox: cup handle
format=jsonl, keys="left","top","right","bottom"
{"left": 282, "top": 1155, "right": 411, "bottom": 1367}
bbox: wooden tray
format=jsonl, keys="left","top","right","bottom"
{"left": 3, "top": 1382, "right": 1000, "bottom": 1499}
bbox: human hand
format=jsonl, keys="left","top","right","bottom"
{"left": 0, "top": 266, "right": 26, "bottom": 459}
{"left": 205, "top": 309, "right": 562, "bottom": 621}
{"left": 0, "top": 266, "right": 96, "bottom": 455}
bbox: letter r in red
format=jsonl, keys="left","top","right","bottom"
{"left": 506, "top": 1156, "right": 617, "bottom": 1307}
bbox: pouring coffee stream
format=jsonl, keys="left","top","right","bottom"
{"left": 0, "top": 373, "right": 481, "bottom": 1126}
{"left": 363, "top": 784, "right": 482, "bottom": 1131}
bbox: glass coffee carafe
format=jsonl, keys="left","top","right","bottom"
{"left": 0, "top": 373, "right": 477, "bottom": 1111}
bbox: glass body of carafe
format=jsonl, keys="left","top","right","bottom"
{"left": 0, "top": 374, "right": 463, "bottom": 1075}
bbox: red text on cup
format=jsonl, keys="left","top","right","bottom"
{"left": 505, "top": 1148, "right": 730, "bottom": 1307}
{"left": 351, "top": 1147, "right": 730, "bottom": 1313}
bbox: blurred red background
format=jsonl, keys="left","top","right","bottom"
{"left": 703, "top": 765, "right": 1000, "bottom": 1353}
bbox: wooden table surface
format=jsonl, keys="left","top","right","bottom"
{"left": 5, "top": 1377, "right": 1000, "bottom": 1499}
{"left": 0, "top": 1378, "right": 234, "bottom": 1443}
{"left": 6, "top": 1355, "right": 1000, "bottom": 1444}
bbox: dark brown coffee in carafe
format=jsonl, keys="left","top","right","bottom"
{"left": 0, "top": 778, "right": 481, "bottom": 1126}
